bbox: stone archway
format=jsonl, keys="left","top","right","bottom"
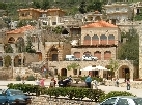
{"left": 14, "top": 55, "right": 22, "bottom": 67}
{"left": 118, "top": 65, "right": 130, "bottom": 79}
{"left": 47, "top": 45, "right": 59, "bottom": 61}
{"left": 8, "top": 37, "right": 15, "bottom": 43}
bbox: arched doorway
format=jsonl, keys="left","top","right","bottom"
{"left": 118, "top": 65, "right": 130, "bottom": 79}
{"left": 89, "top": 65, "right": 98, "bottom": 77}
{"left": 14, "top": 55, "right": 22, "bottom": 67}
{"left": 61, "top": 68, "right": 67, "bottom": 76}
{"left": 47, "top": 45, "right": 59, "bottom": 61}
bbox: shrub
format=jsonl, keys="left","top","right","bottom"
{"left": 16, "top": 75, "right": 21, "bottom": 81}
{"left": 26, "top": 75, "right": 36, "bottom": 81}
{"left": 99, "top": 91, "right": 135, "bottom": 102}
{"left": 45, "top": 87, "right": 105, "bottom": 102}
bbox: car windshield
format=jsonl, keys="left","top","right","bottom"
{"left": 10, "top": 90, "right": 24, "bottom": 95}
{"left": 133, "top": 98, "right": 142, "bottom": 105}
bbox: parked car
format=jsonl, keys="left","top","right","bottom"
{"left": 0, "top": 89, "right": 31, "bottom": 105}
{"left": 99, "top": 96, "right": 142, "bottom": 105}
{"left": 82, "top": 55, "right": 98, "bottom": 61}
{"left": 66, "top": 55, "right": 80, "bottom": 61}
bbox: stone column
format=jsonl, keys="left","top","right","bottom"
{"left": 139, "top": 27, "right": 142, "bottom": 78}
{"left": 11, "top": 56, "right": 14, "bottom": 79}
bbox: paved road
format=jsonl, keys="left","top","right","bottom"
{"left": 0, "top": 81, "right": 142, "bottom": 97}
{"left": 98, "top": 85, "right": 142, "bottom": 97}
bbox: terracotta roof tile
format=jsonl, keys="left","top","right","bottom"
{"left": 81, "top": 21, "right": 117, "bottom": 28}
{"left": 6, "top": 25, "right": 35, "bottom": 34}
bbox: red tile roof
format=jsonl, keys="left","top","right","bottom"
{"left": 7, "top": 25, "right": 35, "bottom": 34}
{"left": 81, "top": 21, "right": 118, "bottom": 28}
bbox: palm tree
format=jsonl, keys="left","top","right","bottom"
{"left": 109, "top": 59, "right": 119, "bottom": 80}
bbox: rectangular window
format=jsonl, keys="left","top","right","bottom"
{"left": 54, "top": 69, "right": 58, "bottom": 75}
{"left": 116, "top": 8, "right": 119, "bottom": 11}
{"left": 73, "top": 69, "right": 77, "bottom": 75}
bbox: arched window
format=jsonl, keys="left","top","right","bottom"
{"left": 108, "top": 34, "right": 115, "bottom": 45}
{"left": 83, "top": 34, "right": 91, "bottom": 45}
{"left": 8, "top": 37, "right": 15, "bottom": 44}
{"left": 104, "top": 51, "right": 111, "bottom": 60}
{"left": 92, "top": 34, "right": 99, "bottom": 45}
{"left": 100, "top": 34, "right": 107, "bottom": 44}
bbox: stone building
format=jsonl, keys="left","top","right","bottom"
{"left": 47, "top": 21, "right": 134, "bottom": 80}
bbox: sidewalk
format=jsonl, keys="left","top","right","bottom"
{"left": 98, "top": 85, "right": 142, "bottom": 97}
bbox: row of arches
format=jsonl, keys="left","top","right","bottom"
{"left": 55, "top": 65, "right": 130, "bottom": 79}
{"left": 0, "top": 55, "right": 25, "bottom": 67}
{"left": 83, "top": 34, "right": 115, "bottom": 45}
{"left": 74, "top": 51, "right": 111, "bottom": 60}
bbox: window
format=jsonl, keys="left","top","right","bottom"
{"left": 52, "top": 22, "right": 56, "bottom": 25}
{"left": 54, "top": 69, "right": 58, "bottom": 75}
{"left": 73, "top": 69, "right": 77, "bottom": 75}
{"left": 116, "top": 8, "right": 119, "bottom": 11}
{"left": 100, "top": 98, "right": 117, "bottom": 105}
{"left": 117, "top": 98, "right": 129, "bottom": 105}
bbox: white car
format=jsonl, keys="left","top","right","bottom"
{"left": 99, "top": 96, "right": 142, "bottom": 105}
{"left": 82, "top": 55, "right": 98, "bottom": 61}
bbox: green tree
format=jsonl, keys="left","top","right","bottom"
{"left": 41, "top": 0, "right": 49, "bottom": 10}
{"left": 25, "top": 36, "right": 36, "bottom": 53}
{"left": 78, "top": 2, "right": 87, "bottom": 14}
{"left": 32, "top": 1, "right": 41, "bottom": 9}
{"left": 0, "top": 2, "right": 7, "bottom": 10}
{"left": 67, "top": 62, "right": 80, "bottom": 71}
{"left": 108, "top": 59, "right": 119, "bottom": 80}
{"left": 4, "top": 55, "right": 12, "bottom": 67}
{"left": 118, "top": 28, "right": 139, "bottom": 66}
{"left": 87, "top": 2, "right": 103, "bottom": 12}
{"left": 4, "top": 44, "right": 13, "bottom": 53}
{"left": 15, "top": 38, "right": 25, "bottom": 53}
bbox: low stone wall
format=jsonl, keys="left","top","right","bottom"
{"left": 30, "top": 96, "right": 96, "bottom": 105}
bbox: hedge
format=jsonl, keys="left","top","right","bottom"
{"left": 7, "top": 84, "right": 135, "bottom": 102}
{"left": 45, "top": 87, "right": 104, "bottom": 102}
{"left": 99, "top": 91, "right": 135, "bottom": 102}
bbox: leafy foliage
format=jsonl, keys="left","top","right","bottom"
{"left": 26, "top": 75, "right": 36, "bottom": 81}
{"left": 67, "top": 62, "right": 80, "bottom": 71}
{"left": 118, "top": 28, "right": 139, "bottom": 66}
{"left": 46, "top": 87, "right": 104, "bottom": 101}
{"left": 4, "top": 44, "right": 13, "bottom": 53}
{"left": 99, "top": 91, "right": 134, "bottom": 102}
{"left": 15, "top": 37, "right": 25, "bottom": 53}
{"left": 52, "top": 26, "right": 63, "bottom": 34}
{"left": 25, "top": 36, "right": 36, "bottom": 53}
{"left": 4, "top": 55, "right": 12, "bottom": 67}
{"left": 78, "top": 2, "right": 87, "bottom": 14}
{"left": 87, "top": 2, "right": 103, "bottom": 12}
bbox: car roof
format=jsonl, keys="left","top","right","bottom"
{"left": 111, "top": 96, "right": 142, "bottom": 99}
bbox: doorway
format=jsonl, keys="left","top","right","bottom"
{"left": 61, "top": 68, "right": 67, "bottom": 76}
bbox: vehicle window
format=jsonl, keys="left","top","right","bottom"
{"left": 133, "top": 98, "right": 142, "bottom": 105}
{"left": 10, "top": 90, "right": 24, "bottom": 95}
{"left": 117, "top": 99, "right": 129, "bottom": 105}
{"left": 101, "top": 98, "right": 117, "bottom": 105}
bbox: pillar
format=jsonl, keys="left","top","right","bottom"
{"left": 139, "top": 27, "right": 142, "bottom": 78}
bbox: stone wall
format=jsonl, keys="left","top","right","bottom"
{"left": 48, "top": 60, "right": 134, "bottom": 79}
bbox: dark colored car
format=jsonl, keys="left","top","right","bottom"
{"left": 0, "top": 89, "right": 32, "bottom": 105}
